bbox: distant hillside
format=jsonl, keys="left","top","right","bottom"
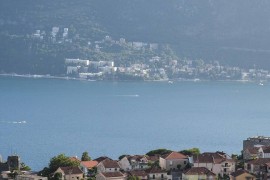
{"left": 1, "top": 0, "right": 270, "bottom": 72}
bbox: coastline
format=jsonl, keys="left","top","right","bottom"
{"left": 0, "top": 73, "right": 260, "bottom": 83}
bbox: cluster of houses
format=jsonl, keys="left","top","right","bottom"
{"left": 64, "top": 56, "right": 270, "bottom": 82}
{"left": 4, "top": 136, "right": 270, "bottom": 180}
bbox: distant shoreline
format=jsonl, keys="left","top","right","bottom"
{"left": 0, "top": 73, "right": 259, "bottom": 83}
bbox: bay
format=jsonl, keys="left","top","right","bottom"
{"left": 0, "top": 76, "right": 269, "bottom": 171}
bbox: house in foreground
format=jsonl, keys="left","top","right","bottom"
{"left": 54, "top": 167, "right": 83, "bottom": 180}
{"left": 128, "top": 170, "right": 148, "bottom": 180}
{"left": 244, "top": 158, "right": 270, "bottom": 178}
{"left": 96, "top": 172, "right": 126, "bottom": 180}
{"left": 118, "top": 155, "right": 149, "bottom": 171}
{"left": 80, "top": 160, "right": 98, "bottom": 176}
{"left": 182, "top": 167, "right": 216, "bottom": 180}
{"left": 97, "top": 159, "right": 120, "bottom": 173}
{"left": 159, "top": 152, "right": 188, "bottom": 171}
{"left": 16, "top": 174, "right": 48, "bottom": 180}
{"left": 146, "top": 167, "right": 169, "bottom": 180}
{"left": 193, "top": 151, "right": 235, "bottom": 177}
{"left": 229, "top": 169, "right": 256, "bottom": 180}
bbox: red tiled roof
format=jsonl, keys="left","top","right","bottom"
{"left": 59, "top": 167, "right": 83, "bottom": 175}
{"left": 101, "top": 159, "right": 120, "bottom": 168}
{"left": 101, "top": 172, "right": 124, "bottom": 178}
{"left": 263, "top": 146, "right": 270, "bottom": 153}
{"left": 230, "top": 170, "right": 254, "bottom": 177}
{"left": 162, "top": 152, "right": 187, "bottom": 160}
{"left": 145, "top": 167, "right": 166, "bottom": 174}
{"left": 247, "top": 158, "right": 270, "bottom": 165}
{"left": 81, "top": 161, "right": 98, "bottom": 169}
{"left": 183, "top": 167, "right": 215, "bottom": 176}
{"left": 129, "top": 170, "right": 148, "bottom": 177}
{"left": 193, "top": 152, "right": 232, "bottom": 164}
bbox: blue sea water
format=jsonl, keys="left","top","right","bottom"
{"left": 0, "top": 76, "right": 270, "bottom": 171}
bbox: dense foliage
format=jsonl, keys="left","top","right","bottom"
{"left": 146, "top": 149, "right": 172, "bottom": 156}
{"left": 39, "top": 154, "right": 80, "bottom": 178}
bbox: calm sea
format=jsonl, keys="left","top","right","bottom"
{"left": 0, "top": 76, "right": 270, "bottom": 170}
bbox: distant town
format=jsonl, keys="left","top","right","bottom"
{"left": 2, "top": 26, "right": 270, "bottom": 83}
{"left": 1, "top": 136, "right": 270, "bottom": 180}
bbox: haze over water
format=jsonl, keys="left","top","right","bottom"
{"left": 0, "top": 76, "right": 269, "bottom": 170}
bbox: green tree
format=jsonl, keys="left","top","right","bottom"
{"left": 53, "top": 172, "right": 62, "bottom": 180}
{"left": 81, "top": 151, "right": 91, "bottom": 161}
{"left": 39, "top": 154, "right": 80, "bottom": 178}
{"left": 49, "top": 154, "right": 80, "bottom": 172}
{"left": 146, "top": 149, "right": 172, "bottom": 156}
{"left": 179, "top": 148, "right": 200, "bottom": 156}
{"left": 118, "top": 154, "right": 128, "bottom": 160}
{"left": 20, "top": 162, "right": 31, "bottom": 171}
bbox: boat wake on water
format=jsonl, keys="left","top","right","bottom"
{"left": 114, "top": 94, "right": 140, "bottom": 97}
{"left": 0, "top": 121, "right": 27, "bottom": 124}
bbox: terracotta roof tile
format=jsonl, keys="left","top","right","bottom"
{"left": 145, "top": 167, "right": 166, "bottom": 174}
{"left": 183, "top": 167, "right": 215, "bottom": 176}
{"left": 59, "top": 167, "right": 83, "bottom": 175}
{"left": 263, "top": 146, "right": 270, "bottom": 153}
{"left": 193, "top": 152, "right": 232, "bottom": 164}
{"left": 247, "top": 158, "right": 270, "bottom": 165}
{"left": 162, "top": 152, "right": 187, "bottom": 160}
{"left": 129, "top": 170, "right": 148, "bottom": 177}
{"left": 230, "top": 170, "right": 254, "bottom": 177}
{"left": 101, "top": 172, "right": 124, "bottom": 178}
{"left": 81, "top": 161, "right": 98, "bottom": 169}
{"left": 101, "top": 159, "right": 120, "bottom": 168}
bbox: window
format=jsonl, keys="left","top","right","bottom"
{"left": 153, "top": 175, "right": 155, "bottom": 179}
{"left": 115, "top": 168, "right": 117, "bottom": 171}
{"left": 184, "top": 161, "right": 186, "bottom": 164}
{"left": 169, "top": 161, "right": 173, "bottom": 165}
{"left": 161, "top": 174, "right": 164, "bottom": 178}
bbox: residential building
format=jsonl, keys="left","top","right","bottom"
{"left": 65, "top": 59, "right": 90, "bottom": 66}
{"left": 159, "top": 152, "right": 188, "bottom": 170}
{"left": 16, "top": 174, "right": 48, "bottom": 180}
{"left": 243, "top": 136, "right": 270, "bottom": 151}
{"left": 128, "top": 170, "right": 148, "bottom": 180}
{"left": 182, "top": 167, "right": 216, "bottom": 180}
{"left": 119, "top": 155, "right": 149, "bottom": 171}
{"left": 80, "top": 160, "right": 98, "bottom": 176}
{"left": 244, "top": 158, "right": 270, "bottom": 177}
{"left": 146, "top": 167, "right": 168, "bottom": 180}
{"left": 193, "top": 152, "right": 235, "bottom": 177}
{"left": 97, "top": 159, "right": 120, "bottom": 173}
{"left": 229, "top": 170, "right": 256, "bottom": 180}
{"left": 243, "top": 146, "right": 270, "bottom": 160}
{"left": 54, "top": 167, "right": 83, "bottom": 180}
{"left": 96, "top": 172, "right": 126, "bottom": 180}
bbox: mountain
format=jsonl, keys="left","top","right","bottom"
{"left": 1, "top": 0, "right": 270, "bottom": 74}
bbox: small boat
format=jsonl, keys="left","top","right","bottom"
{"left": 259, "top": 82, "right": 264, "bottom": 86}
{"left": 168, "top": 81, "right": 173, "bottom": 84}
